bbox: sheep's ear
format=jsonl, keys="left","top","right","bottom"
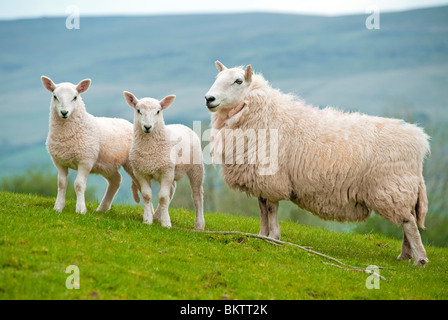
{"left": 76, "top": 79, "right": 91, "bottom": 94}
{"left": 244, "top": 65, "right": 253, "bottom": 82}
{"left": 215, "top": 60, "right": 227, "bottom": 73}
{"left": 123, "top": 91, "right": 139, "bottom": 108}
{"left": 160, "top": 95, "right": 176, "bottom": 110}
{"left": 41, "top": 76, "right": 56, "bottom": 92}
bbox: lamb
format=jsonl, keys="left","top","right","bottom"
{"left": 123, "top": 91, "right": 205, "bottom": 230}
{"left": 204, "top": 61, "right": 430, "bottom": 267}
{"left": 41, "top": 76, "right": 139, "bottom": 214}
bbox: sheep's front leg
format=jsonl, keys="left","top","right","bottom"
{"left": 258, "top": 197, "right": 269, "bottom": 237}
{"left": 135, "top": 173, "right": 154, "bottom": 225}
{"left": 74, "top": 163, "right": 92, "bottom": 214}
{"left": 53, "top": 161, "right": 68, "bottom": 212}
{"left": 157, "top": 173, "right": 174, "bottom": 228}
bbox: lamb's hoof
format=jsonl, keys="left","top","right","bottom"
{"left": 53, "top": 207, "right": 63, "bottom": 213}
{"left": 268, "top": 233, "right": 281, "bottom": 241}
{"left": 414, "top": 258, "right": 429, "bottom": 267}
{"left": 161, "top": 220, "right": 172, "bottom": 228}
{"left": 76, "top": 208, "right": 87, "bottom": 214}
{"left": 143, "top": 218, "right": 153, "bottom": 225}
{"left": 96, "top": 206, "right": 110, "bottom": 213}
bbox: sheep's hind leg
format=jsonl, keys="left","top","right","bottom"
{"left": 97, "top": 171, "right": 122, "bottom": 212}
{"left": 186, "top": 166, "right": 205, "bottom": 230}
{"left": 402, "top": 215, "right": 428, "bottom": 267}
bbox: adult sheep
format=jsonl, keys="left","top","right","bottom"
{"left": 42, "top": 76, "right": 140, "bottom": 214}
{"left": 204, "top": 61, "right": 430, "bottom": 267}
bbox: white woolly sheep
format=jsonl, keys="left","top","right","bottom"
{"left": 42, "top": 76, "right": 139, "bottom": 214}
{"left": 123, "top": 91, "right": 205, "bottom": 229}
{"left": 204, "top": 61, "right": 430, "bottom": 267}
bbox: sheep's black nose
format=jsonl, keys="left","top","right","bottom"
{"left": 144, "top": 125, "right": 152, "bottom": 132}
{"left": 205, "top": 96, "right": 215, "bottom": 103}
{"left": 61, "top": 111, "right": 68, "bottom": 117}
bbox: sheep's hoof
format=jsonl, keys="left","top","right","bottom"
{"left": 143, "top": 218, "right": 153, "bottom": 225}
{"left": 194, "top": 222, "right": 205, "bottom": 231}
{"left": 53, "top": 207, "right": 63, "bottom": 213}
{"left": 414, "top": 258, "right": 429, "bottom": 267}
{"left": 397, "top": 253, "right": 412, "bottom": 261}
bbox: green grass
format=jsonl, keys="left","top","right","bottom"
{"left": 0, "top": 191, "right": 447, "bottom": 300}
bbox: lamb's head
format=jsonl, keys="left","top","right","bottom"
{"left": 41, "top": 76, "right": 90, "bottom": 120}
{"left": 204, "top": 60, "right": 253, "bottom": 112}
{"left": 123, "top": 91, "right": 175, "bottom": 134}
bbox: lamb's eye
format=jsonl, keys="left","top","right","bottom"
{"left": 156, "top": 110, "right": 160, "bottom": 115}
{"left": 137, "top": 109, "right": 141, "bottom": 114}
{"left": 234, "top": 79, "right": 243, "bottom": 85}
{"left": 53, "top": 95, "right": 58, "bottom": 100}
{"left": 73, "top": 96, "right": 77, "bottom": 101}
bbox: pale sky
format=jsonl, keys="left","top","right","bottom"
{"left": 1, "top": 0, "right": 448, "bottom": 20}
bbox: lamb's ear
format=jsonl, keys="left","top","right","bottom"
{"left": 215, "top": 60, "right": 227, "bottom": 73}
{"left": 160, "top": 95, "right": 176, "bottom": 110}
{"left": 123, "top": 91, "right": 139, "bottom": 108}
{"left": 244, "top": 65, "right": 253, "bottom": 82}
{"left": 76, "top": 79, "right": 91, "bottom": 94}
{"left": 41, "top": 76, "right": 56, "bottom": 92}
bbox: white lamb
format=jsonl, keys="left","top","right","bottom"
{"left": 204, "top": 61, "right": 430, "bottom": 266}
{"left": 42, "top": 76, "right": 139, "bottom": 214}
{"left": 123, "top": 91, "right": 205, "bottom": 230}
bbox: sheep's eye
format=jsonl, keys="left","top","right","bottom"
{"left": 53, "top": 95, "right": 58, "bottom": 100}
{"left": 156, "top": 110, "right": 160, "bottom": 115}
{"left": 234, "top": 79, "right": 243, "bottom": 85}
{"left": 137, "top": 109, "right": 141, "bottom": 114}
{"left": 73, "top": 96, "right": 77, "bottom": 101}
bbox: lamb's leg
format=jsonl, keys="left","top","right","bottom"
{"left": 157, "top": 173, "right": 174, "bottom": 228}
{"left": 402, "top": 215, "right": 428, "bottom": 267}
{"left": 53, "top": 161, "right": 68, "bottom": 212}
{"left": 154, "top": 181, "right": 175, "bottom": 222}
{"left": 135, "top": 173, "right": 154, "bottom": 225}
{"left": 97, "top": 171, "right": 122, "bottom": 212}
{"left": 188, "top": 166, "right": 205, "bottom": 230}
{"left": 258, "top": 197, "right": 269, "bottom": 237}
{"left": 74, "top": 163, "right": 92, "bottom": 214}
{"left": 266, "top": 200, "right": 280, "bottom": 240}
{"left": 397, "top": 232, "right": 413, "bottom": 261}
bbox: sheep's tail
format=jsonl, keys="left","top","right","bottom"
{"left": 131, "top": 180, "right": 140, "bottom": 204}
{"left": 415, "top": 176, "right": 428, "bottom": 229}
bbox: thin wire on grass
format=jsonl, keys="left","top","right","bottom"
{"left": 181, "top": 228, "right": 393, "bottom": 281}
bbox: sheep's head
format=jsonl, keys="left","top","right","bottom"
{"left": 204, "top": 60, "right": 252, "bottom": 112}
{"left": 41, "top": 76, "right": 90, "bottom": 120}
{"left": 123, "top": 91, "right": 175, "bottom": 134}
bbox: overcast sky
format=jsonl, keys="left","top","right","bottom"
{"left": 1, "top": 0, "right": 448, "bottom": 20}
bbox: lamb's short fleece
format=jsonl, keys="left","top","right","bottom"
{"left": 42, "top": 76, "right": 139, "bottom": 214}
{"left": 124, "top": 91, "right": 205, "bottom": 230}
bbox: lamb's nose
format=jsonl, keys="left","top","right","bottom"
{"left": 61, "top": 111, "right": 68, "bottom": 117}
{"left": 205, "top": 95, "right": 215, "bottom": 103}
{"left": 144, "top": 125, "right": 152, "bottom": 132}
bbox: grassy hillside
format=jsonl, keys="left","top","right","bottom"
{"left": 1, "top": 191, "right": 447, "bottom": 300}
